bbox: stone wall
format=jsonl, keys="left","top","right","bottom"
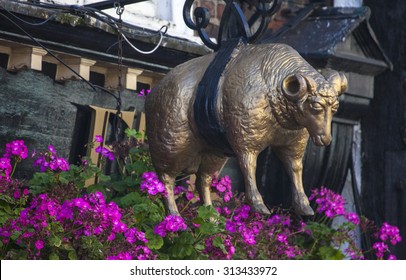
{"left": 0, "top": 67, "right": 145, "bottom": 179}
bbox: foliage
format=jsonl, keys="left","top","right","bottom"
{"left": 0, "top": 136, "right": 402, "bottom": 260}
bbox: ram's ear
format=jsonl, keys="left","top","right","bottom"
{"left": 281, "top": 74, "right": 308, "bottom": 103}
{"left": 321, "top": 69, "right": 347, "bottom": 96}
{"left": 337, "top": 72, "right": 348, "bottom": 95}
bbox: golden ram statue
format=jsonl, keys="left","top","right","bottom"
{"left": 145, "top": 43, "right": 347, "bottom": 216}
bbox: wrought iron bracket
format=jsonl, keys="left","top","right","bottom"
{"left": 183, "top": 0, "right": 281, "bottom": 153}
{"left": 185, "top": 1, "right": 281, "bottom": 154}
{"left": 183, "top": 0, "right": 281, "bottom": 51}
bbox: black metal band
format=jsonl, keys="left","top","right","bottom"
{"left": 193, "top": 38, "right": 246, "bottom": 155}
{"left": 187, "top": 1, "right": 281, "bottom": 155}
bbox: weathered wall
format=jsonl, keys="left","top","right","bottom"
{"left": 0, "top": 68, "right": 144, "bottom": 179}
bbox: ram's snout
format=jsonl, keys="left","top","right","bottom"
{"left": 312, "top": 134, "right": 331, "bottom": 146}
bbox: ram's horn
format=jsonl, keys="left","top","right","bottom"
{"left": 321, "top": 69, "right": 348, "bottom": 96}
{"left": 282, "top": 73, "right": 308, "bottom": 102}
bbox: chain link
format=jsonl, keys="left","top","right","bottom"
{"left": 115, "top": 0, "right": 124, "bottom": 141}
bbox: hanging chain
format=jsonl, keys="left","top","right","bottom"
{"left": 114, "top": 1, "right": 124, "bottom": 142}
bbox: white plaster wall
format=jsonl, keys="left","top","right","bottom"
{"left": 334, "top": 0, "right": 363, "bottom": 7}
{"left": 30, "top": 0, "right": 365, "bottom": 41}
{"left": 33, "top": 0, "right": 197, "bottom": 41}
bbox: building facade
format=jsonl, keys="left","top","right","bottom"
{"left": 0, "top": 0, "right": 404, "bottom": 258}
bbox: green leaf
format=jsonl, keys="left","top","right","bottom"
{"left": 58, "top": 173, "right": 70, "bottom": 184}
{"left": 318, "top": 246, "right": 345, "bottom": 260}
{"left": 109, "top": 182, "right": 128, "bottom": 193}
{"left": 29, "top": 185, "right": 47, "bottom": 195}
{"left": 145, "top": 229, "right": 164, "bottom": 250}
{"left": 179, "top": 245, "right": 194, "bottom": 258}
{"left": 212, "top": 236, "right": 223, "bottom": 247}
{"left": 49, "top": 235, "right": 62, "bottom": 247}
{"left": 198, "top": 222, "right": 216, "bottom": 235}
{"left": 129, "top": 147, "right": 141, "bottom": 154}
{"left": 80, "top": 167, "right": 97, "bottom": 179}
{"left": 157, "top": 253, "right": 170, "bottom": 260}
{"left": 62, "top": 243, "right": 74, "bottom": 251}
{"left": 212, "top": 236, "right": 227, "bottom": 254}
{"left": 169, "top": 243, "right": 194, "bottom": 259}
{"left": 10, "top": 231, "right": 21, "bottom": 241}
{"left": 132, "top": 203, "right": 149, "bottom": 213}
{"left": 148, "top": 213, "right": 166, "bottom": 225}
{"left": 0, "top": 215, "right": 9, "bottom": 225}
{"left": 192, "top": 217, "right": 204, "bottom": 225}
{"left": 194, "top": 243, "right": 205, "bottom": 251}
{"left": 49, "top": 252, "right": 60, "bottom": 260}
{"left": 126, "top": 161, "right": 150, "bottom": 176}
{"left": 306, "top": 222, "right": 333, "bottom": 238}
{"left": 125, "top": 128, "right": 143, "bottom": 139}
{"left": 0, "top": 195, "right": 15, "bottom": 205}
{"left": 120, "top": 192, "right": 143, "bottom": 208}
{"left": 50, "top": 222, "right": 65, "bottom": 234}
{"left": 197, "top": 205, "right": 219, "bottom": 220}
{"left": 86, "top": 184, "right": 108, "bottom": 197}
{"left": 79, "top": 236, "right": 104, "bottom": 259}
{"left": 178, "top": 232, "right": 194, "bottom": 245}
{"left": 98, "top": 174, "right": 111, "bottom": 182}
{"left": 68, "top": 250, "right": 78, "bottom": 260}
{"left": 109, "top": 177, "right": 135, "bottom": 193}
{"left": 0, "top": 200, "right": 12, "bottom": 214}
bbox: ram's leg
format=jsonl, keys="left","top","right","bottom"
{"left": 158, "top": 172, "right": 180, "bottom": 216}
{"left": 195, "top": 154, "right": 228, "bottom": 206}
{"left": 273, "top": 146, "right": 314, "bottom": 216}
{"left": 236, "top": 152, "right": 270, "bottom": 214}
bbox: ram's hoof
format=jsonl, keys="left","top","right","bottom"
{"left": 294, "top": 204, "right": 314, "bottom": 216}
{"left": 251, "top": 203, "right": 271, "bottom": 215}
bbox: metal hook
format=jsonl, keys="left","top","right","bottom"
{"left": 114, "top": 1, "right": 125, "bottom": 16}
{"left": 183, "top": 0, "right": 281, "bottom": 51}
{"left": 159, "top": 24, "right": 169, "bottom": 35}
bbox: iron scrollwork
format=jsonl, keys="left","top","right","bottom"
{"left": 183, "top": 0, "right": 281, "bottom": 51}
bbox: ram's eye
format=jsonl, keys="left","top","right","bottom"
{"left": 310, "top": 102, "right": 324, "bottom": 112}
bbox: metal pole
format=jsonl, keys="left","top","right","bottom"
{"left": 83, "top": 0, "right": 147, "bottom": 10}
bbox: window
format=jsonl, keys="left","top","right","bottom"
{"left": 89, "top": 71, "right": 105, "bottom": 87}
{"left": 72, "top": 105, "right": 145, "bottom": 184}
{"left": 0, "top": 53, "right": 9, "bottom": 68}
{"left": 41, "top": 61, "right": 57, "bottom": 80}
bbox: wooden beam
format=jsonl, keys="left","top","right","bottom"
{"left": 55, "top": 57, "right": 96, "bottom": 81}
{"left": 83, "top": 0, "right": 148, "bottom": 10}
{"left": 105, "top": 67, "right": 143, "bottom": 90}
{"left": 7, "top": 46, "right": 47, "bottom": 71}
